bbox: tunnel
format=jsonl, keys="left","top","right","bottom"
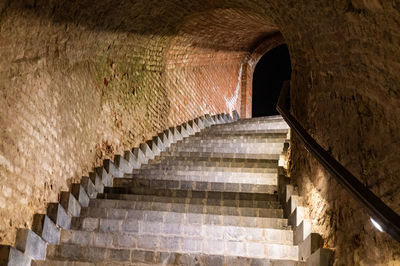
{"left": 0, "top": 0, "right": 399, "bottom": 264}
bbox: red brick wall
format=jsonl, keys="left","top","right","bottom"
{"left": 240, "top": 33, "right": 286, "bottom": 118}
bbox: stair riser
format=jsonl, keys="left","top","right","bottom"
{"left": 60, "top": 226, "right": 294, "bottom": 248}
{"left": 72, "top": 212, "right": 289, "bottom": 231}
{"left": 113, "top": 178, "right": 277, "bottom": 193}
{"left": 42, "top": 244, "right": 303, "bottom": 265}
{"left": 160, "top": 151, "right": 280, "bottom": 160}
{"left": 131, "top": 170, "right": 278, "bottom": 179}
{"left": 97, "top": 189, "right": 278, "bottom": 201}
{"left": 142, "top": 161, "right": 278, "bottom": 169}
{"left": 169, "top": 146, "right": 284, "bottom": 154}
{"left": 90, "top": 197, "right": 281, "bottom": 209}
{"left": 80, "top": 205, "right": 284, "bottom": 219}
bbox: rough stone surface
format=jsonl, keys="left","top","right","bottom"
{"left": 0, "top": 0, "right": 399, "bottom": 265}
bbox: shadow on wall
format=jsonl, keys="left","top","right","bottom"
{"left": 252, "top": 44, "right": 291, "bottom": 117}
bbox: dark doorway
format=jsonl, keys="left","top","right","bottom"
{"left": 252, "top": 44, "right": 291, "bottom": 117}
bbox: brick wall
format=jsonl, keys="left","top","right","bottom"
{"left": 0, "top": 0, "right": 400, "bottom": 264}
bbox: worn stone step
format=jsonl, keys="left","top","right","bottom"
{"left": 72, "top": 210, "right": 290, "bottom": 232}
{"left": 80, "top": 202, "right": 283, "bottom": 219}
{"left": 168, "top": 143, "right": 284, "bottom": 154}
{"left": 126, "top": 173, "right": 277, "bottom": 187}
{"left": 200, "top": 128, "right": 289, "bottom": 136}
{"left": 113, "top": 177, "right": 277, "bottom": 193}
{"left": 146, "top": 157, "right": 278, "bottom": 168}
{"left": 137, "top": 166, "right": 277, "bottom": 176}
{"left": 59, "top": 224, "right": 294, "bottom": 252}
{"left": 90, "top": 194, "right": 281, "bottom": 210}
{"left": 36, "top": 244, "right": 304, "bottom": 265}
{"left": 99, "top": 187, "right": 278, "bottom": 201}
{"left": 153, "top": 155, "right": 279, "bottom": 164}
{"left": 234, "top": 115, "right": 284, "bottom": 123}
{"left": 207, "top": 121, "right": 289, "bottom": 131}
{"left": 179, "top": 136, "right": 287, "bottom": 144}
{"left": 170, "top": 141, "right": 284, "bottom": 150}
{"left": 67, "top": 216, "right": 293, "bottom": 245}
{"left": 129, "top": 170, "right": 277, "bottom": 184}
{"left": 160, "top": 151, "right": 281, "bottom": 160}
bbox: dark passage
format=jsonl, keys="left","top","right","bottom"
{"left": 252, "top": 44, "right": 292, "bottom": 117}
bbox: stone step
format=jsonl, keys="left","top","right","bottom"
{"left": 72, "top": 210, "right": 290, "bottom": 232}
{"left": 153, "top": 155, "right": 278, "bottom": 164}
{"left": 208, "top": 121, "right": 289, "bottom": 132}
{"left": 81, "top": 202, "right": 283, "bottom": 219}
{"left": 98, "top": 187, "right": 278, "bottom": 201}
{"left": 160, "top": 151, "right": 281, "bottom": 160}
{"left": 36, "top": 244, "right": 304, "bottom": 265}
{"left": 129, "top": 169, "right": 277, "bottom": 184}
{"left": 65, "top": 219, "right": 293, "bottom": 245}
{"left": 179, "top": 135, "right": 287, "bottom": 143}
{"left": 200, "top": 128, "right": 289, "bottom": 136}
{"left": 90, "top": 194, "right": 281, "bottom": 210}
{"left": 168, "top": 143, "right": 284, "bottom": 154}
{"left": 234, "top": 115, "right": 284, "bottom": 123}
{"left": 147, "top": 156, "right": 278, "bottom": 167}
{"left": 135, "top": 163, "right": 278, "bottom": 172}
{"left": 113, "top": 177, "right": 277, "bottom": 193}
{"left": 59, "top": 224, "right": 294, "bottom": 251}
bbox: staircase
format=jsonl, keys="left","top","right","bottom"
{"left": 1, "top": 113, "right": 333, "bottom": 265}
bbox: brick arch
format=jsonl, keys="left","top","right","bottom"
{"left": 164, "top": 8, "right": 280, "bottom": 118}
{"left": 239, "top": 33, "right": 286, "bottom": 118}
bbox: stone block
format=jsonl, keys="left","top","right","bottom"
{"left": 294, "top": 220, "right": 311, "bottom": 245}
{"left": 169, "top": 127, "right": 183, "bottom": 141}
{"left": 299, "top": 233, "right": 324, "bottom": 261}
{"left": 81, "top": 176, "right": 98, "bottom": 198}
{"left": 32, "top": 214, "right": 60, "bottom": 244}
{"left": 285, "top": 195, "right": 301, "bottom": 217}
{"left": 289, "top": 207, "right": 305, "bottom": 227}
{"left": 95, "top": 167, "right": 113, "bottom": 187}
{"left": 177, "top": 125, "right": 189, "bottom": 138}
{"left": 114, "top": 154, "right": 133, "bottom": 173}
{"left": 15, "top": 229, "right": 47, "bottom": 260}
{"left": 133, "top": 147, "right": 147, "bottom": 165}
{"left": 194, "top": 118, "right": 205, "bottom": 129}
{"left": 147, "top": 139, "right": 161, "bottom": 157}
{"left": 203, "top": 114, "right": 213, "bottom": 127}
{"left": 0, "top": 245, "right": 31, "bottom": 266}
{"left": 306, "top": 248, "right": 334, "bottom": 266}
{"left": 153, "top": 136, "right": 165, "bottom": 152}
{"left": 183, "top": 122, "right": 195, "bottom": 135}
{"left": 103, "top": 159, "right": 124, "bottom": 178}
{"left": 140, "top": 143, "right": 154, "bottom": 160}
{"left": 232, "top": 110, "right": 240, "bottom": 121}
{"left": 158, "top": 132, "right": 171, "bottom": 148}
{"left": 124, "top": 150, "right": 141, "bottom": 169}
{"left": 60, "top": 192, "right": 81, "bottom": 217}
{"left": 47, "top": 203, "right": 71, "bottom": 229}
{"left": 71, "top": 184, "right": 90, "bottom": 207}
{"left": 89, "top": 172, "right": 104, "bottom": 194}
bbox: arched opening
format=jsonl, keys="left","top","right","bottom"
{"left": 252, "top": 44, "right": 292, "bottom": 117}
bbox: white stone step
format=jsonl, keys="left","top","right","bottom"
{"left": 58, "top": 230, "right": 298, "bottom": 259}
{"left": 35, "top": 244, "right": 304, "bottom": 265}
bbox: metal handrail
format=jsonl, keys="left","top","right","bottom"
{"left": 276, "top": 81, "right": 400, "bottom": 242}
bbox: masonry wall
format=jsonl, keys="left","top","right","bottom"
{"left": 0, "top": 0, "right": 400, "bottom": 265}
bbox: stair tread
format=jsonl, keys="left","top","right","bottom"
{"left": 72, "top": 211, "right": 290, "bottom": 230}
{"left": 37, "top": 244, "right": 304, "bottom": 265}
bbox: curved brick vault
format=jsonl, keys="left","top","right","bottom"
{"left": 0, "top": 0, "right": 399, "bottom": 265}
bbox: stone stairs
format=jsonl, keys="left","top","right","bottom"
{"left": 0, "top": 112, "right": 333, "bottom": 265}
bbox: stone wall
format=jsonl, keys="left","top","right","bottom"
{"left": 285, "top": 1, "right": 400, "bottom": 265}
{"left": 0, "top": 0, "right": 399, "bottom": 264}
